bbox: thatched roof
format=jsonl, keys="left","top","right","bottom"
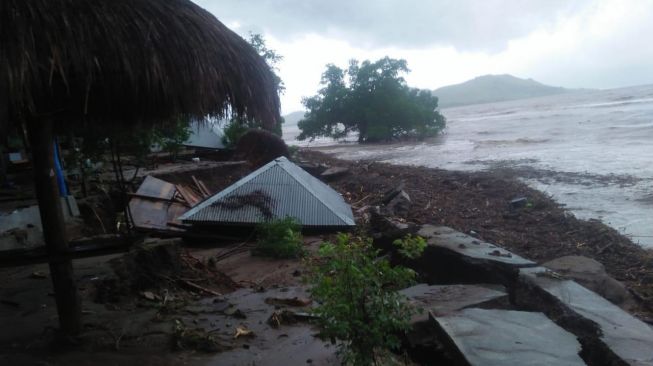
{"left": 0, "top": 0, "right": 280, "bottom": 129}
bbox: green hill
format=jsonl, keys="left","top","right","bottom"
{"left": 433, "top": 74, "right": 572, "bottom": 108}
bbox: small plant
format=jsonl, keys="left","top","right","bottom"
{"left": 253, "top": 217, "right": 304, "bottom": 258}
{"left": 308, "top": 234, "right": 416, "bottom": 365}
{"left": 393, "top": 234, "right": 426, "bottom": 259}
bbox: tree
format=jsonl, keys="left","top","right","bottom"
{"left": 222, "top": 33, "right": 285, "bottom": 146}
{"left": 298, "top": 57, "right": 446, "bottom": 143}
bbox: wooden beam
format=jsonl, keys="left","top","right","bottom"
{"left": 27, "top": 117, "right": 82, "bottom": 336}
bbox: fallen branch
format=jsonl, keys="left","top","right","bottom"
{"left": 180, "top": 279, "right": 222, "bottom": 296}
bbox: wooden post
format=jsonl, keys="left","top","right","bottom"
{"left": 27, "top": 117, "right": 82, "bottom": 336}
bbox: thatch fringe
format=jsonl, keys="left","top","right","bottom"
{"left": 0, "top": 0, "right": 280, "bottom": 128}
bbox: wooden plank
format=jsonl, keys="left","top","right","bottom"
{"left": 135, "top": 176, "right": 176, "bottom": 200}
{"left": 198, "top": 179, "right": 212, "bottom": 197}
{"left": 129, "top": 198, "right": 188, "bottom": 233}
{"left": 176, "top": 184, "right": 200, "bottom": 206}
{"left": 191, "top": 175, "right": 210, "bottom": 198}
{"left": 127, "top": 192, "right": 189, "bottom": 206}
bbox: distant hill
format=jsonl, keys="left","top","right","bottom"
{"left": 283, "top": 111, "right": 306, "bottom": 126}
{"left": 282, "top": 110, "right": 306, "bottom": 141}
{"left": 433, "top": 74, "right": 573, "bottom": 108}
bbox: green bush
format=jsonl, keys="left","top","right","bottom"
{"left": 253, "top": 217, "right": 304, "bottom": 259}
{"left": 393, "top": 234, "right": 426, "bottom": 259}
{"left": 221, "top": 118, "right": 250, "bottom": 148}
{"left": 308, "top": 234, "right": 417, "bottom": 365}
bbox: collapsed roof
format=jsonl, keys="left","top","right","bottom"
{"left": 179, "top": 157, "right": 355, "bottom": 228}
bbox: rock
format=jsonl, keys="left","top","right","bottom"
{"left": 432, "top": 308, "right": 586, "bottom": 366}
{"left": 381, "top": 183, "right": 406, "bottom": 205}
{"left": 320, "top": 166, "right": 349, "bottom": 180}
{"left": 370, "top": 206, "right": 416, "bottom": 238}
{"left": 400, "top": 284, "right": 508, "bottom": 325}
{"left": 383, "top": 189, "right": 411, "bottom": 217}
{"left": 542, "top": 255, "right": 632, "bottom": 306}
{"left": 518, "top": 267, "right": 653, "bottom": 366}
{"left": 410, "top": 226, "right": 536, "bottom": 285}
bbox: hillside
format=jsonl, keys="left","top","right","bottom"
{"left": 281, "top": 110, "right": 306, "bottom": 141}
{"left": 433, "top": 74, "right": 571, "bottom": 108}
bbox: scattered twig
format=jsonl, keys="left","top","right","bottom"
{"left": 180, "top": 279, "right": 222, "bottom": 296}
{"left": 89, "top": 205, "right": 107, "bottom": 234}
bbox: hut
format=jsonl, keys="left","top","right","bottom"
{"left": 179, "top": 157, "right": 356, "bottom": 229}
{"left": 1, "top": 0, "right": 280, "bottom": 335}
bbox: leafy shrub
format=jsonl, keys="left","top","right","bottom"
{"left": 221, "top": 118, "right": 250, "bottom": 148}
{"left": 253, "top": 217, "right": 304, "bottom": 258}
{"left": 308, "top": 234, "right": 417, "bottom": 365}
{"left": 392, "top": 234, "right": 426, "bottom": 259}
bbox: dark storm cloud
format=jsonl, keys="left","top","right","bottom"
{"left": 197, "top": 0, "right": 594, "bottom": 51}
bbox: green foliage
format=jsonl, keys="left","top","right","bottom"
{"left": 70, "top": 116, "right": 191, "bottom": 166}
{"left": 393, "top": 234, "right": 426, "bottom": 259}
{"left": 253, "top": 217, "right": 305, "bottom": 259}
{"left": 156, "top": 117, "right": 191, "bottom": 160}
{"left": 221, "top": 33, "right": 285, "bottom": 145}
{"left": 308, "top": 234, "right": 416, "bottom": 365}
{"left": 298, "top": 57, "right": 446, "bottom": 143}
{"left": 247, "top": 32, "right": 285, "bottom": 94}
{"left": 221, "top": 118, "right": 251, "bottom": 148}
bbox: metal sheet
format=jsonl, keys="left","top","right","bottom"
{"left": 180, "top": 157, "right": 355, "bottom": 228}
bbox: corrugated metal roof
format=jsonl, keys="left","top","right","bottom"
{"left": 178, "top": 157, "right": 355, "bottom": 227}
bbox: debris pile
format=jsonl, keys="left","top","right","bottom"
{"left": 95, "top": 238, "right": 238, "bottom": 303}
{"left": 299, "top": 150, "right": 653, "bottom": 320}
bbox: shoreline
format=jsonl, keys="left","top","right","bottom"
{"left": 306, "top": 140, "right": 653, "bottom": 248}
{"left": 299, "top": 149, "right": 653, "bottom": 321}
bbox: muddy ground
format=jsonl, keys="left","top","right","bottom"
{"left": 2, "top": 148, "right": 653, "bottom": 364}
{"left": 299, "top": 150, "right": 653, "bottom": 321}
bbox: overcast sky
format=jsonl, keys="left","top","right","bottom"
{"left": 197, "top": 0, "right": 653, "bottom": 113}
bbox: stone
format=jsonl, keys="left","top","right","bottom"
{"left": 400, "top": 284, "right": 508, "bottom": 324}
{"left": 383, "top": 189, "right": 411, "bottom": 217}
{"left": 409, "top": 226, "right": 536, "bottom": 285}
{"left": 542, "top": 255, "right": 632, "bottom": 306}
{"left": 432, "top": 308, "right": 586, "bottom": 366}
{"left": 381, "top": 183, "right": 406, "bottom": 205}
{"left": 370, "top": 206, "right": 414, "bottom": 235}
{"left": 418, "top": 225, "right": 534, "bottom": 267}
{"left": 519, "top": 267, "right": 653, "bottom": 366}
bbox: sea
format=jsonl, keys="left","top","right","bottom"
{"left": 283, "top": 84, "right": 653, "bottom": 248}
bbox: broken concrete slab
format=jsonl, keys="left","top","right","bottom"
{"left": 400, "top": 284, "right": 508, "bottom": 324}
{"left": 432, "top": 308, "right": 586, "bottom": 366}
{"left": 542, "top": 256, "right": 633, "bottom": 306}
{"left": 412, "top": 225, "right": 536, "bottom": 285}
{"left": 418, "top": 226, "right": 534, "bottom": 266}
{"left": 519, "top": 267, "right": 653, "bottom": 366}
